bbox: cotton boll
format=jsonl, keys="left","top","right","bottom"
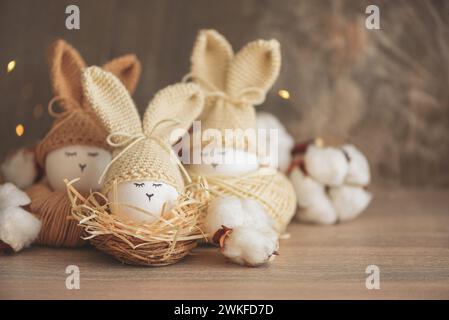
{"left": 304, "top": 145, "right": 348, "bottom": 186}
{"left": 1, "top": 148, "right": 38, "bottom": 189}
{"left": 108, "top": 181, "right": 179, "bottom": 223}
{"left": 342, "top": 144, "right": 370, "bottom": 186}
{"left": 256, "top": 112, "right": 294, "bottom": 172}
{"left": 290, "top": 167, "right": 325, "bottom": 208}
{"left": 290, "top": 168, "right": 337, "bottom": 224}
{"left": 0, "top": 206, "right": 41, "bottom": 252}
{"left": 221, "top": 226, "right": 279, "bottom": 267}
{"left": 240, "top": 198, "right": 276, "bottom": 230}
{"left": 205, "top": 197, "right": 276, "bottom": 239}
{"left": 329, "top": 185, "right": 372, "bottom": 222}
{"left": 204, "top": 197, "right": 246, "bottom": 236}
{"left": 0, "top": 183, "right": 31, "bottom": 210}
{"left": 297, "top": 204, "right": 337, "bottom": 225}
{"left": 207, "top": 197, "right": 280, "bottom": 266}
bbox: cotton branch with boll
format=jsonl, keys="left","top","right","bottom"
{"left": 204, "top": 197, "right": 279, "bottom": 267}
{"left": 288, "top": 139, "right": 372, "bottom": 224}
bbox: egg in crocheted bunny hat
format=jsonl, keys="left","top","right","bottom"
{"left": 82, "top": 66, "right": 204, "bottom": 223}
{"left": 36, "top": 39, "right": 141, "bottom": 193}
{"left": 186, "top": 29, "right": 281, "bottom": 176}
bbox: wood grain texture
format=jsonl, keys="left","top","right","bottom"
{"left": 1, "top": 188, "right": 448, "bottom": 300}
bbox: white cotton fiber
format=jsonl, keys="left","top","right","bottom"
{"left": 342, "top": 144, "right": 370, "bottom": 186}
{"left": 329, "top": 185, "right": 372, "bottom": 222}
{"left": 205, "top": 196, "right": 280, "bottom": 267}
{"left": 204, "top": 197, "right": 247, "bottom": 236}
{"left": 290, "top": 167, "right": 325, "bottom": 208}
{"left": 296, "top": 205, "right": 337, "bottom": 225}
{"left": 289, "top": 142, "right": 372, "bottom": 224}
{"left": 0, "top": 183, "right": 31, "bottom": 210}
{"left": 0, "top": 206, "right": 41, "bottom": 252}
{"left": 290, "top": 168, "right": 337, "bottom": 224}
{"left": 221, "top": 226, "right": 279, "bottom": 266}
{"left": 240, "top": 198, "right": 276, "bottom": 230}
{"left": 205, "top": 196, "right": 277, "bottom": 237}
{"left": 304, "top": 145, "right": 348, "bottom": 186}
{"left": 256, "top": 112, "right": 294, "bottom": 172}
{"left": 1, "top": 148, "right": 38, "bottom": 189}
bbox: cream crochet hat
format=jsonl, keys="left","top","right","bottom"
{"left": 187, "top": 29, "right": 281, "bottom": 151}
{"left": 82, "top": 66, "right": 204, "bottom": 193}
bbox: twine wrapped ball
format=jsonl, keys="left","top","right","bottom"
{"left": 191, "top": 169, "right": 296, "bottom": 233}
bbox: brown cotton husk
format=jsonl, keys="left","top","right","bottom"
{"left": 212, "top": 225, "right": 233, "bottom": 247}
{"left": 26, "top": 182, "right": 86, "bottom": 247}
{"left": 189, "top": 168, "right": 296, "bottom": 233}
{"left": 66, "top": 179, "right": 208, "bottom": 266}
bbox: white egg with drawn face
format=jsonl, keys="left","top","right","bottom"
{"left": 45, "top": 145, "right": 112, "bottom": 193}
{"left": 107, "top": 181, "right": 179, "bottom": 223}
{"left": 191, "top": 147, "right": 259, "bottom": 176}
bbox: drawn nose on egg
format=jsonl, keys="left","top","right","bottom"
{"left": 146, "top": 193, "right": 154, "bottom": 202}
{"left": 78, "top": 163, "right": 87, "bottom": 172}
{"left": 211, "top": 163, "right": 219, "bottom": 169}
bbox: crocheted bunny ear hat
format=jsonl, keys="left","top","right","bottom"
{"left": 35, "top": 39, "right": 141, "bottom": 167}
{"left": 188, "top": 29, "right": 281, "bottom": 151}
{"left": 82, "top": 66, "right": 204, "bottom": 193}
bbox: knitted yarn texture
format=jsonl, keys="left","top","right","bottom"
{"left": 36, "top": 39, "right": 141, "bottom": 167}
{"left": 189, "top": 29, "right": 281, "bottom": 151}
{"left": 81, "top": 66, "right": 204, "bottom": 193}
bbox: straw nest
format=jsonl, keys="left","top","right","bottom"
{"left": 189, "top": 168, "right": 297, "bottom": 232}
{"left": 66, "top": 179, "right": 208, "bottom": 266}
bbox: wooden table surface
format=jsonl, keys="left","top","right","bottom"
{"left": 1, "top": 188, "right": 448, "bottom": 300}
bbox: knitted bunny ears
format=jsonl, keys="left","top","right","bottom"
{"left": 49, "top": 39, "right": 141, "bottom": 108}
{"left": 36, "top": 39, "right": 142, "bottom": 167}
{"left": 82, "top": 66, "right": 204, "bottom": 192}
{"left": 188, "top": 29, "right": 281, "bottom": 136}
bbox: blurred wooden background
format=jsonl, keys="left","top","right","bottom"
{"left": 1, "top": 0, "right": 448, "bottom": 187}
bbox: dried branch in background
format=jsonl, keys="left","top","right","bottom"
{"left": 258, "top": 0, "right": 449, "bottom": 186}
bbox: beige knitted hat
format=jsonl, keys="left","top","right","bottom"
{"left": 188, "top": 29, "right": 281, "bottom": 151}
{"left": 36, "top": 39, "right": 141, "bottom": 167}
{"left": 81, "top": 66, "right": 204, "bottom": 193}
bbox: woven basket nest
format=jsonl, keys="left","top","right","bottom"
{"left": 189, "top": 168, "right": 297, "bottom": 232}
{"left": 66, "top": 179, "right": 208, "bottom": 267}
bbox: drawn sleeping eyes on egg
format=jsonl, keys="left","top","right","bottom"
{"left": 64, "top": 151, "right": 99, "bottom": 157}
{"left": 133, "top": 183, "right": 164, "bottom": 203}
{"left": 46, "top": 145, "right": 112, "bottom": 193}
{"left": 133, "top": 183, "right": 163, "bottom": 188}
{"left": 107, "top": 181, "right": 179, "bottom": 223}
